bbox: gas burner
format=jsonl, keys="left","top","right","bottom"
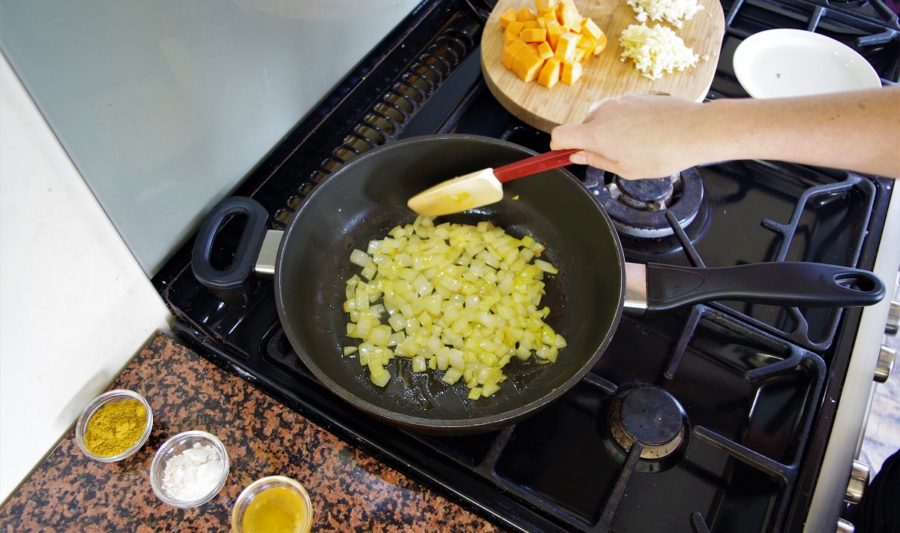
{"left": 590, "top": 167, "right": 704, "bottom": 238}
{"left": 825, "top": 0, "right": 870, "bottom": 7}
{"left": 604, "top": 385, "right": 689, "bottom": 472}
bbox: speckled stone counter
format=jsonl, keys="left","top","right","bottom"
{"left": 0, "top": 333, "right": 499, "bottom": 531}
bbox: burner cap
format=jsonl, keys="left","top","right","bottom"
{"left": 590, "top": 168, "right": 704, "bottom": 238}
{"left": 608, "top": 386, "right": 687, "bottom": 460}
{"left": 615, "top": 176, "right": 674, "bottom": 208}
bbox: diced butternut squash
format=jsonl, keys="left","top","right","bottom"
{"left": 516, "top": 7, "right": 536, "bottom": 21}
{"left": 577, "top": 35, "right": 596, "bottom": 52}
{"left": 513, "top": 49, "right": 545, "bottom": 82}
{"left": 545, "top": 19, "right": 562, "bottom": 49}
{"left": 593, "top": 32, "right": 608, "bottom": 55}
{"left": 506, "top": 20, "right": 525, "bottom": 36}
{"left": 538, "top": 58, "right": 561, "bottom": 88}
{"left": 558, "top": 5, "right": 581, "bottom": 30}
{"left": 495, "top": 0, "right": 606, "bottom": 88}
{"left": 573, "top": 47, "right": 587, "bottom": 63}
{"left": 554, "top": 32, "right": 581, "bottom": 62}
{"left": 561, "top": 60, "right": 583, "bottom": 85}
{"left": 501, "top": 39, "right": 528, "bottom": 69}
{"left": 537, "top": 41, "right": 554, "bottom": 60}
{"left": 520, "top": 28, "right": 547, "bottom": 43}
{"left": 581, "top": 17, "right": 604, "bottom": 40}
{"left": 499, "top": 7, "right": 517, "bottom": 29}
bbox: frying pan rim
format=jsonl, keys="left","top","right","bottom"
{"left": 274, "top": 134, "right": 626, "bottom": 431}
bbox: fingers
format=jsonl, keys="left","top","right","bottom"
{"left": 551, "top": 96, "right": 615, "bottom": 150}
{"left": 549, "top": 122, "right": 590, "bottom": 151}
{"left": 588, "top": 96, "right": 612, "bottom": 115}
{"left": 575, "top": 150, "right": 619, "bottom": 172}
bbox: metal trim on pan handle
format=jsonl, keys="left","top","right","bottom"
{"left": 874, "top": 345, "right": 896, "bottom": 383}
{"left": 886, "top": 299, "right": 900, "bottom": 335}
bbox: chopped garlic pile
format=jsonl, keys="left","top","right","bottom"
{"left": 343, "top": 217, "right": 566, "bottom": 400}
{"left": 619, "top": 23, "right": 699, "bottom": 80}
{"left": 627, "top": 0, "right": 704, "bottom": 28}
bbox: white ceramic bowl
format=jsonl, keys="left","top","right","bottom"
{"left": 149, "top": 430, "right": 230, "bottom": 508}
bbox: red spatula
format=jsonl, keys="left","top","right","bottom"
{"left": 407, "top": 149, "right": 579, "bottom": 217}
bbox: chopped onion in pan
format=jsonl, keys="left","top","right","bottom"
{"left": 342, "top": 217, "right": 566, "bottom": 398}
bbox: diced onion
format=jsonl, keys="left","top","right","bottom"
{"left": 342, "top": 217, "right": 565, "bottom": 398}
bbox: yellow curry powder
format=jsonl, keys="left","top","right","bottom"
{"left": 84, "top": 398, "right": 147, "bottom": 457}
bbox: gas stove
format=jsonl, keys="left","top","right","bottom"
{"left": 153, "top": 1, "right": 900, "bottom": 531}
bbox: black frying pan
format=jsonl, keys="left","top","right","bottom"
{"left": 192, "top": 135, "right": 884, "bottom": 434}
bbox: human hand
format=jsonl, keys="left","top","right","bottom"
{"left": 550, "top": 94, "right": 708, "bottom": 180}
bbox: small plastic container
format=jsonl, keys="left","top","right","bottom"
{"left": 75, "top": 389, "right": 153, "bottom": 462}
{"left": 149, "top": 430, "right": 230, "bottom": 508}
{"left": 231, "top": 476, "right": 313, "bottom": 533}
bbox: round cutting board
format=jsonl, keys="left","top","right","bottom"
{"left": 481, "top": 0, "right": 725, "bottom": 132}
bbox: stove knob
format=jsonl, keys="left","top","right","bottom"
{"left": 887, "top": 300, "right": 899, "bottom": 336}
{"left": 836, "top": 518, "right": 854, "bottom": 533}
{"left": 844, "top": 460, "right": 870, "bottom": 504}
{"left": 874, "top": 345, "right": 896, "bottom": 384}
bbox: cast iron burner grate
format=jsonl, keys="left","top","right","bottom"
{"left": 589, "top": 168, "right": 705, "bottom": 238}
{"left": 259, "top": 303, "right": 826, "bottom": 532}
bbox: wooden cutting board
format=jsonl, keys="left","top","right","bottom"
{"left": 481, "top": 0, "right": 725, "bottom": 132}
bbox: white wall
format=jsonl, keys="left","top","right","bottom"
{"left": 0, "top": 54, "right": 171, "bottom": 501}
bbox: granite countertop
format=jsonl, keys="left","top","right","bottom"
{"left": 0, "top": 333, "right": 499, "bottom": 531}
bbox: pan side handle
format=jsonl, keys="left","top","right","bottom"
{"left": 191, "top": 196, "right": 270, "bottom": 307}
{"left": 644, "top": 262, "right": 885, "bottom": 312}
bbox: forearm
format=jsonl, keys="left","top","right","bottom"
{"left": 697, "top": 87, "right": 900, "bottom": 178}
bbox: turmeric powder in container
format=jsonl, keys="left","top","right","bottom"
{"left": 76, "top": 390, "right": 152, "bottom": 461}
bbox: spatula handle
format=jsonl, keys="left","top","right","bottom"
{"left": 493, "top": 149, "right": 580, "bottom": 183}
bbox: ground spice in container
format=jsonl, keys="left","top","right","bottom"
{"left": 162, "top": 443, "right": 225, "bottom": 501}
{"left": 84, "top": 398, "right": 147, "bottom": 457}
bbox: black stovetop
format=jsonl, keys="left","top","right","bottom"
{"left": 153, "top": 1, "right": 898, "bottom": 531}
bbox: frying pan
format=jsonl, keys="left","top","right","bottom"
{"left": 192, "top": 135, "right": 884, "bottom": 434}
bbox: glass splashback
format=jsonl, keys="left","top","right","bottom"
{"left": 0, "top": 0, "right": 421, "bottom": 274}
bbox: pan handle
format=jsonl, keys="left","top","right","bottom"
{"left": 191, "top": 197, "right": 270, "bottom": 307}
{"left": 639, "top": 262, "right": 885, "bottom": 311}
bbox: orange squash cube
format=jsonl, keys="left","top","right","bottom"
{"left": 537, "top": 58, "right": 561, "bottom": 88}
{"left": 554, "top": 32, "right": 581, "bottom": 62}
{"left": 520, "top": 28, "right": 547, "bottom": 43}
{"left": 516, "top": 7, "right": 537, "bottom": 21}
{"left": 559, "top": 5, "right": 581, "bottom": 31}
{"left": 513, "top": 48, "right": 545, "bottom": 82}
{"left": 581, "top": 17, "right": 604, "bottom": 40}
{"left": 545, "top": 19, "right": 562, "bottom": 49}
{"left": 577, "top": 35, "right": 596, "bottom": 51}
{"left": 500, "top": 7, "right": 518, "bottom": 29}
{"left": 573, "top": 47, "right": 587, "bottom": 63}
{"left": 593, "top": 32, "right": 608, "bottom": 55}
{"left": 506, "top": 20, "right": 525, "bottom": 36}
{"left": 537, "top": 41, "right": 554, "bottom": 60}
{"left": 535, "top": 0, "right": 558, "bottom": 11}
{"left": 561, "top": 60, "right": 583, "bottom": 85}
{"left": 502, "top": 39, "right": 528, "bottom": 69}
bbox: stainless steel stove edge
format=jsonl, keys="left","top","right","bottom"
{"left": 805, "top": 184, "right": 900, "bottom": 533}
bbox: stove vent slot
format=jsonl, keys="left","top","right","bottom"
{"left": 273, "top": 20, "right": 478, "bottom": 227}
